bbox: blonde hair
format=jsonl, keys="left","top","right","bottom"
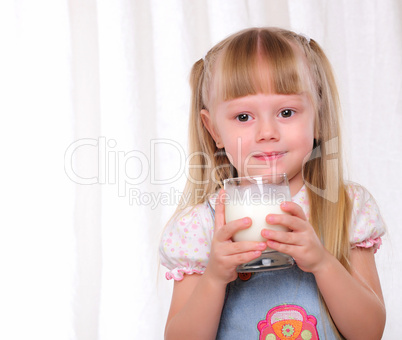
{"left": 178, "top": 28, "right": 352, "bottom": 335}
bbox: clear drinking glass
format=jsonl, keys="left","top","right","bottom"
{"left": 223, "top": 174, "right": 295, "bottom": 272}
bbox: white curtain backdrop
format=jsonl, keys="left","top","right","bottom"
{"left": 0, "top": 0, "right": 400, "bottom": 339}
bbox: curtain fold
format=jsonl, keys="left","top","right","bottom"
{"left": 69, "top": 1, "right": 102, "bottom": 339}
{"left": 0, "top": 1, "right": 400, "bottom": 339}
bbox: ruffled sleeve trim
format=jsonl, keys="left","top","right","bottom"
{"left": 165, "top": 266, "right": 206, "bottom": 281}
{"left": 352, "top": 237, "right": 383, "bottom": 253}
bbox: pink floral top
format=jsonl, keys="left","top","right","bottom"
{"left": 159, "top": 183, "right": 386, "bottom": 281}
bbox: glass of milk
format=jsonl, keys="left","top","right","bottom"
{"left": 224, "top": 174, "right": 295, "bottom": 272}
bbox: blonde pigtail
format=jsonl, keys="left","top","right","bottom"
{"left": 302, "top": 38, "right": 352, "bottom": 272}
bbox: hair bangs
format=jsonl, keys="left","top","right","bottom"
{"left": 258, "top": 30, "right": 311, "bottom": 95}
{"left": 211, "top": 29, "right": 312, "bottom": 106}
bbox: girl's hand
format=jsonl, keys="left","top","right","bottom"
{"left": 204, "top": 189, "right": 267, "bottom": 284}
{"left": 261, "top": 201, "right": 329, "bottom": 274}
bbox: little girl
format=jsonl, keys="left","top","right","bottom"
{"left": 159, "top": 27, "right": 386, "bottom": 339}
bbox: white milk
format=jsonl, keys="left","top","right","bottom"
{"left": 225, "top": 201, "right": 289, "bottom": 243}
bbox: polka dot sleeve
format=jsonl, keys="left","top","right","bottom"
{"left": 347, "top": 183, "right": 386, "bottom": 252}
{"left": 159, "top": 202, "right": 214, "bottom": 281}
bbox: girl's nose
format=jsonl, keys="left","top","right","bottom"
{"left": 255, "top": 119, "right": 280, "bottom": 142}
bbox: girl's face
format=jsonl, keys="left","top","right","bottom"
{"left": 201, "top": 92, "right": 316, "bottom": 195}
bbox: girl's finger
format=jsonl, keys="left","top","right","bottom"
{"left": 266, "top": 238, "right": 294, "bottom": 256}
{"left": 224, "top": 240, "right": 267, "bottom": 255}
{"left": 215, "top": 217, "right": 252, "bottom": 242}
{"left": 266, "top": 213, "right": 305, "bottom": 232}
{"left": 234, "top": 250, "right": 264, "bottom": 266}
{"left": 262, "top": 228, "right": 297, "bottom": 246}
{"left": 280, "top": 201, "right": 308, "bottom": 220}
{"left": 219, "top": 241, "right": 267, "bottom": 265}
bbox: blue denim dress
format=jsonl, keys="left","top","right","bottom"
{"left": 216, "top": 265, "right": 341, "bottom": 340}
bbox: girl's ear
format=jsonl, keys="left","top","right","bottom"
{"left": 200, "top": 109, "right": 223, "bottom": 148}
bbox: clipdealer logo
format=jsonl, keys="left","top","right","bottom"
{"left": 64, "top": 137, "right": 186, "bottom": 196}
{"left": 64, "top": 136, "right": 340, "bottom": 206}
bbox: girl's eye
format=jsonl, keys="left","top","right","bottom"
{"left": 236, "top": 113, "right": 252, "bottom": 122}
{"left": 279, "top": 109, "right": 295, "bottom": 118}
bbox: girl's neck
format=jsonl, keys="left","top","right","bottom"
{"left": 289, "top": 172, "right": 304, "bottom": 197}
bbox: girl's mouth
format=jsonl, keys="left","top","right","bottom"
{"left": 252, "top": 152, "right": 286, "bottom": 162}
